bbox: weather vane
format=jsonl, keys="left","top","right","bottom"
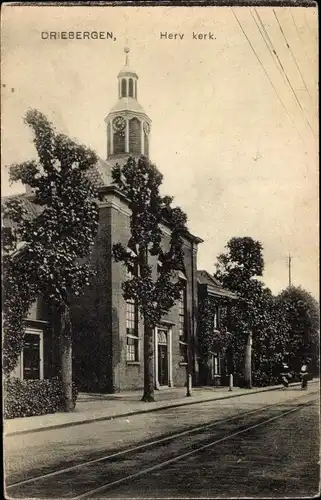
{"left": 124, "top": 31, "right": 130, "bottom": 66}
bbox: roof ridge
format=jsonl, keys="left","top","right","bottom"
{"left": 198, "top": 269, "right": 221, "bottom": 286}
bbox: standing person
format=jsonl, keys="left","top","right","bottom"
{"left": 300, "top": 360, "right": 309, "bottom": 390}
{"left": 280, "top": 360, "right": 290, "bottom": 389}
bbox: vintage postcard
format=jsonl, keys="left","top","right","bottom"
{"left": 2, "top": 1, "right": 319, "bottom": 499}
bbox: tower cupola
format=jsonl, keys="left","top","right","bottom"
{"left": 105, "top": 47, "right": 151, "bottom": 163}
{"left": 117, "top": 46, "right": 138, "bottom": 99}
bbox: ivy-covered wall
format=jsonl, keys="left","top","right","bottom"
{"left": 197, "top": 287, "right": 233, "bottom": 386}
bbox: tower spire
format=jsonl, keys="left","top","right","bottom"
{"left": 124, "top": 36, "right": 130, "bottom": 66}
{"left": 124, "top": 46, "right": 130, "bottom": 66}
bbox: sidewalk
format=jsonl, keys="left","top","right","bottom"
{"left": 4, "top": 381, "right": 315, "bottom": 437}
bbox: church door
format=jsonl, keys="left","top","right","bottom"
{"left": 157, "top": 328, "right": 169, "bottom": 386}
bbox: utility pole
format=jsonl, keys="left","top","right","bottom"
{"left": 288, "top": 254, "right": 292, "bottom": 287}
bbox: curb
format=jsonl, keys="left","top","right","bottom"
{"left": 4, "top": 382, "right": 307, "bottom": 437}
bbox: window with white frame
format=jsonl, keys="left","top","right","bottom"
{"left": 213, "top": 305, "right": 219, "bottom": 330}
{"left": 125, "top": 266, "right": 139, "bottom": 362}
{"left": 126, "top": 298, "right": 139, "bottom": 361}
{"left": 178, "top": 285, "right": 188, "bottom": 363}
{"left": 212, "top": 352, "right": 220, "bottom": 376}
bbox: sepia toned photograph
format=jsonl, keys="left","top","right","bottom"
{"left": 1, "top": 1, "right": 319, "bottom": 498}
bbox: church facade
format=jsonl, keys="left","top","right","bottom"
{"left": 70, "top": 48, "right": 203, "bottom": 392}
{"left": 6, "top": 49, "right": 236, "bottom": 393}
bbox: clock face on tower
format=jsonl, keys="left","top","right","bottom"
{"left": 143, "top": 121, "right": 150, "bottom": 135}
{"left": 113, "top": 116, "right": 126, "bottom": 133}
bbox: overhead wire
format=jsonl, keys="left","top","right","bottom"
{"left": 273, "top": 9, "right": 312, "bottom": 102}
{"left": 249, "top": 8, "right": 310, "bottom": 149}
{"left": 250, "top": 9, "right": 290, "bottom": 90}
{"left": 231, "top": 8, "right": 308, "bottom": 150}
{"left": 289, "top": 8, "right": 314, "bottom": 65}
{"left": 303, "top": 10, "right": 317, "bottom": 42}
{"left": 254, "top": 8, "right": 316, "bottom": 139}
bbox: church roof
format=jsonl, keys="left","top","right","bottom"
{"left": 2, "top": 193, "right": 43, "bottom": 232}
{"left": 86, "top": 157, "right": 114, "bottom": 187}
{"left": 2, "top": 193, "right": 40, "bottom": 218}
{"left": 2, "top": 157, "right": 114, "bottom": 222}
{"left": 108, "top": 97, "right": 147, "bottom": 116}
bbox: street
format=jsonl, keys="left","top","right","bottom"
{"left": 5, "top": 386, "right": 319, "bottom": 499}
{"left": 101, "top": 395, "right": 319, "bottom": 499}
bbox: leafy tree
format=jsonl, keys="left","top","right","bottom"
{"left": 2, "top": 109, "right": 99, "bottom": 411}
{"left": 214, "top": 237, "right": 289, "bottom": 387}
{"left": 250, "top": 288, "right": 290, "bottom": 386}
{"left": 277, "top": 286, "right": 320, "bottom": 375}
{"left": 112, "top": 156, "right": 188, "bottom": 402}
{"left": 215, "top": 237, "right": 264, "bottom": 287}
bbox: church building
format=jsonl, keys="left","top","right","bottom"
{"left": 7, "top": 48, "right": 202, "bottom": 393}
{"left": 70, "top": 47, "right": 203, "bottom": 392}
{"left": 5, "top": 48, "right": 237, "bottom": 394}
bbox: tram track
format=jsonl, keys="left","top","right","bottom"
{"left": 73, "top": 396, "right": 318, "bottom": 500}
{"left": 6, "top": 391, "right": 318, "bottom": 499}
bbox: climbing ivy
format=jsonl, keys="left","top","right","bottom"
{"left": 198, "top": 296, "right": 233, "bottom": 360}
{"left": 112, "top": 156, "right": 188, "bottom": 401}
{"left": 112, "top": 156, "right": 188, "bottom": 329}
{"left": 2, "top": 110, "right": 99, "bottom": 413}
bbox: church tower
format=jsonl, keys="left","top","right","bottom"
{"left": 105, "top": 47, "right": 151, "bottom": 164}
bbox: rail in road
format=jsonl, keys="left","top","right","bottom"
{"left": 6, "top": 390, "right": 318, "bottom": 499}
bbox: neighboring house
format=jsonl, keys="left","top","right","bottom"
{"left": 197, "top": 270, "right": 238, "bottom": 386}
{"left": 2, "top": 195, "right": 52, "bottom": 382}
{"left": 9, "top": 298, "right": 52, "bottom": 382}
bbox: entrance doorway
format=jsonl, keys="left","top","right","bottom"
{"left": 157, "top": 328, "right": 168, "bottom": 386}
{"left": 155, "top": 325, "right": 173, "bottom": 389}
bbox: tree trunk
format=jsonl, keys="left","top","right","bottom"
{"left": 244, "top": 331, "right": 252, "bottom": 389}
{"left": 141, "top": 322, "right": 155, "bottom": 402}
{"left": 138, "top": 243, "right": 155, "bottom": 403}
{"left": 186, "top": 366, "right": 192, "bottom": 396}
{"left": 59, "top": 303, "right": 74, "bottom": 412}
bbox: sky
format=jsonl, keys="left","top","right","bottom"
{"left": 1, "top": 4, "right": 319, "bottom": 299}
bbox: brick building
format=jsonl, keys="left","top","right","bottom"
{"left": 5, "top": 48, "right": 205, "bottom": 393}
{"left": 197, "top": 270, "right": 238, "bottom": 387}
{"left": 70, "top": 47, "right": 203, "bottom": 392}
{"left": 71, "top": 191, "right": 202, "bottom": 392}
{"left": 5, "top": 49, "right": 240, "bottom": 393}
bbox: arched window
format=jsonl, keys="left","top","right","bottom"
{"left": 113, "top": 130, "right": 125, "bottom": 154}
{"left": 157, "top": 329, "right": 167, "bottom": 345}
{"left": 144, "top": 131, "right": 149, "bottom": 157}
{"left": 129, "top": 118, "right": 141, "bottom": 154}
{"left": 128, "top": 78, "right": 134, "bottom": 98}
{"left": 121, "top": 78, "right": 127, "bottom": 97}
{"left": 135, "top": 80, "right": 137, "bottom": 100}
